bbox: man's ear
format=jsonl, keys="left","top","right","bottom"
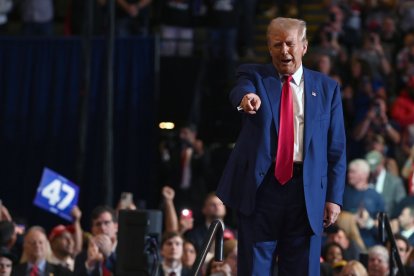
{"left": 303, "top": 41, "right": 308, "bottom": 56}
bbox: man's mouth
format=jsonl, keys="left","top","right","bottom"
{"left": 281, "top": 58, "right": 292, "bottom": 64}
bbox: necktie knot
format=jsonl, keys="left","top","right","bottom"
{"left": 30, "top": 265, "right": 39, "bottom": 276}
{"left": 284, "top": 75, "right": 293, "bottom": 83}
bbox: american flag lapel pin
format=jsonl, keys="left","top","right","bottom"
{"left": 312, "top": 91, "right": 317, "bottom": 96}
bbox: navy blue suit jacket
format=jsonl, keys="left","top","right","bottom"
{"left": 12, "top": 262, "right": 73, "bottom": 276}
{"left": 216, "top": 64, "right": 347, "bottom": 235}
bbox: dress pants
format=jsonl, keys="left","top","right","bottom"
{"left": 237, "top": 164, "right": 321, "bottom": 276}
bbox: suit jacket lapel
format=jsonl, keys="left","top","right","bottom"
{"left": 45, "top": 262, "right": 52, "bottom": 274}
{"left": 262, "top": 65, "right": 282, "bottom": 135}
{"left": 303, "top": 68, "right": 318, "bottom": 159}
{"left": 262, "top": 66, "right": 318, "bottom": 149}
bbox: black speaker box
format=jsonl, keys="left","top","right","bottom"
{"left": 116, "top": 209, "right": 163, "bottom": 276}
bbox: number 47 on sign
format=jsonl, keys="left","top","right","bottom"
{"left": 33, "top": 168, "right": 80, "bottom": 222}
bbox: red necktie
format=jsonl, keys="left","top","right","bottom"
{"left": 169, "top": 272, "right": 176, "bottom": 276}
{"left": 101, "top": 261, "right": 112, "bottom": 276}
{"left": 275, "top": 75, "right": 294, "bottom": 184}
{"left": 30, "top": 265, "right": 39, "bottom": 276}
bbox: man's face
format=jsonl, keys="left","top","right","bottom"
{"left": 368, "top": 253, "right": 389, "bottom": 276}
{"left": 202, "top": 196, "right": 226, "bottom": 220}
{"left": 91, "top": 211, "right": 118, "bottom": 240}
{"left": 24, "top": 230, "right": 47, "bottom": 262}
{"left": 399, "top": 208, "right": 414, "bottom": 229}
{"left": 51, "top": 231, "right": 75, "bottom": 257}
{"left": 0, "top": 257, "right": 12, "bottom": 276}
{"left": 347, "top": 164, "right": 368, "bottom": 187}
{"left": 161, "top": 236, "right": 183, "bottom": 262}
{"left": 327, "top": 230, "right": 348, "bottom": 250}
{"left": 268, "top": 27, "right": 307, "bottom": 75}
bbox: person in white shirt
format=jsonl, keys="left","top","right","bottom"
{"left": 365, "top": 150, "right": 406, "bottom": 215}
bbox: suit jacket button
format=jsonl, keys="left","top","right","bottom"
{"left": 259, "top": 172, "right": 265, "bottom": 177}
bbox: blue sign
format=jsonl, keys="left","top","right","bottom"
{"left": 33, "top": 168, "right": 79, "bottom": 222}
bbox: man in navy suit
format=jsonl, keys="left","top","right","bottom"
{"left": 216, "top": 17, "right": 346, "bottom": 275}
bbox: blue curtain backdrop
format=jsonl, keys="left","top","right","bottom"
{"left": 0, "top": 37, "right": 155, "bottom": 229}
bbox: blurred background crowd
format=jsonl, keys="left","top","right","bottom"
{"left": 3, "top": 0, "right": 414, "bottom": 275}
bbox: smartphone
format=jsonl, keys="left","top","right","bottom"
{"left": 120, "top": 192, "right": 133, "bottom": 209}
{"left": 181, "top": 209, "right": 193, "bottom": 219}
{"left": 15, "top": 224, "right": 26, "bottom": 235}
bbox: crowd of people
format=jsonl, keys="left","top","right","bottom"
{"left": 3, "top": 0, "right": 414, "bottom": 275}
{"left": 156, "top": 0, "right": 414, "bottom": 275}
{"left": 308, "top": 1, "right": 414, "bottom": 273}
{"left": 1, "top": 184, "right": 414, "bottom": 275}
{"left": 0, "top": 0, "right": 257, "bottom": 59}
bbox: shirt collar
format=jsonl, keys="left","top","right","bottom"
{"left": 279, "top": 64, "right": 303, "bottom": 86}
{"left": 402, "top": 227, "right": 414, "bottom": 238}
{"left": 28, "top": 259, "right": 46, "bottom": 273}
{"left": 377, "top": 168, "right": 386, "bottom": 183}
{"left": 162, "top": 261, "right": 182, "bottom": 275}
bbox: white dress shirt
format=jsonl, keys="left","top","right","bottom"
{"left": 280, "top": 65, "right": 304, "bottom": 162}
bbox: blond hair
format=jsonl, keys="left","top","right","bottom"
{"left": 267, "top": 17, "right": 308, "bottom": 43}
{"left": 340, "top": 260, "right": 368, "bottom": 276}
{"left": 348, "top": 159, "right": 370, "bottom": 176}
{"left": 20, "top": 226, "right": 52, "bottom": 264}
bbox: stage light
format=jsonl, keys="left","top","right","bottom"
{"left": 159, "top": 122, "right": 175, "bottom": 130}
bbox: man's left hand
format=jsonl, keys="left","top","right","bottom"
{"left": 323, "top": 202, "right": 341, "bottom": 228}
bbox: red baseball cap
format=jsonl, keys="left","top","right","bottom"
{"left": 49, "top": 224, "right": 75, "bottom": 241}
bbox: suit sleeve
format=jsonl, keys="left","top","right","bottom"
{"left": 326, "top": 82, "right": 347, "bottom": 206}
{"left": 229, "top": 64, "right": 258, "bottom": 108}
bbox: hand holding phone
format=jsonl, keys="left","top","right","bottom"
{"left": 118, "top": 192, "right": 135, "bottom": 210}
{"left": 179, "top": 209, "right": 194, "bottom": 233}
{"left": 181, "top": 209, "right": 193, "bottom": 219}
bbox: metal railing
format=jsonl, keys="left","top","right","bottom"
{"left": 378, "top": 212, "right": 406, "bottom": 276}
{"left": 190, "top": 219, "right": 225, "bottom": 276}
